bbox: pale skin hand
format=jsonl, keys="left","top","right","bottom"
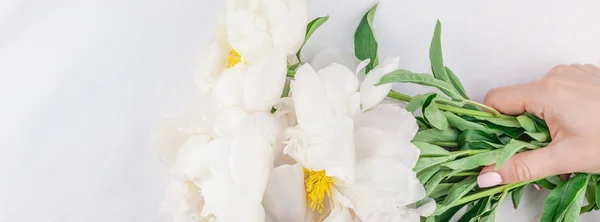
{"left": 477, "top": 64, "right": 600, "bottom": 188}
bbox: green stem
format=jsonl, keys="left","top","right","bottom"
{"left": 287, "top": 70, "right": 296, "bottom": 77}
{"left": 454, "top": 180, "right": 533, "bottom": 206}
{"left": 450, "top": 149, "right": 488, "bottom": 158}
{"left": 451, "top": 172, "right": 480, "bottom": 177}
{"left": 387, "top": 91, "right": 515, "bottom": 119}
{"left": 431, "top": 141, "right": 458, "bottom": 147}
{"left": 463, "top": 100, "right": 502, "bottom": 117}
{"left": 387, "top": 90, "right": 412, "bottom": 102}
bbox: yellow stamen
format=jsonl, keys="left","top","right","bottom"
{"left": 227, "top": 49, "right": 242, "bottom": 68}
{"left": 304, "top": 168, "right": 334, "bottom": 213}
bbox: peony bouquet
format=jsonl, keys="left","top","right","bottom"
{"left": 156, "top": 1, "right": 599, "bottom": 222}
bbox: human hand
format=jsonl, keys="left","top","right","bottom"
{"left": 477, "top": 64, "right": 600, "bottom": 188}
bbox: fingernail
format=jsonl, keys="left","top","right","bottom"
{"left": 533, "top": 184, "right": 542, "bottom": 191}
{"left": 477, "top": 172, "right": 502, "bottom": 188}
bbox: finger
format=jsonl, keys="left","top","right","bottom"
{"left": 571, "top": 64, "right": 596, "bottom": 75}
{"left": 478, "top": 141, "right": 576, "bottom": 187}
{"left": 584, "top": 64, "right": 600, "bottom": 73}
{"left": 483, "top": 82, "right": 542, "bottom": 115}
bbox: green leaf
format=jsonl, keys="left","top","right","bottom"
{"left": 417, "top": 117, "right": 431, "bottom": 129}
{"left": 445, "top": 66, "right": 469, "bottom": 100}
{"left": 478, "top": 211, "right": 496, "bottom": 222}
{"left": 485, "top": 123, "right": 524, "bottom": 139}
{"left": 541, "top": 174, "right": 590, "bottom": 222}
{"left": 435, "top": 176, "right": 478, "bottom": 215}
{"left": 461, "top": 116, "right": 525, "bottom": 138}
{"left": 458, "top": 130, "right": 503, "bottom": 150}
{"left": 457, "top": 197, "right": 489, "bottom": 222}
{"left": 444, "top": 112, "right": 488, "bottom": 132}
{"left": 595, "top": 181, "right": 600, "bottom": 209}
{"left": 296, "top": 16, "right": 329, "bottom": 62}
{"left": 536, "top": 178, "right": 557, "bottom": 190}
{"left": 425, "top": 216, "right": 436, "bottom": 222}
{"left": 547, "top": 175, "right": 567, "bottom": 186}
{"left": 423, "top": 94, "right": 449, "bottom": 130}
{"left": 429, "top": 20, "right": 450, "bottom": 83}
{"left": 443, "top": 150, "right": 500, "bottom": 172}
{"left": 428, "top": 21, "right": 469, "bottom": 100}
{"left": 413, "top": 128, "right": 460, "bottom": 143}
{"left": 525, "top": 113, "right": 549, "bottom": 132}
{"left": 565, "top": 177, "right": 590, "bottom": 219}
{"left": 430, "top": 183, "right": 454, "bottom": 199}
{"left": 525, "top": 131, "right": 551, "bottom": 142}
{"left": 435, "top": 204, "right": 467, "bottom": 222}
{"left": 472, "top": 116, "right": 521, "bottom": 128}
{"left": 377, "top": 69, "right": 463, "bottom": 100}
{"left": 418, "top": 165, "right": 442, "bottom": 184}
{"left": 581, "top": 181, "right": 597, "bottom": 213}
{"left": 517, "top": 115, "right": 538, "bottom": 132}
{"left": 415, "top": 156, "right": 453, "bottom": 173}
{"left": 425, "top": 170, "right": 452, "bottom": 195}
{"left": 414, "top": 142, "right": 451, "bottom": 157}
{"left": 288, "top": 63, "right": 300, "bottom": 71}
{"left": 354, "top": 3, "right": 379, "bottom": 73}
{"left": 407, "top": 93, "right": 434, "bottom": 112}
{"left": 512, "top": 185, "right": 527, "bottom": 209}
{"left": 496, "top": 139, "right": 539, "bottom": 169}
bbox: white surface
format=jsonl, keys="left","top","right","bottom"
{"left": 1, "top": 0, "right": 599, "bottom": 221}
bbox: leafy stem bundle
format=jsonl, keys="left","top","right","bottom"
{"left": 353, "top": 3, "right": 600, "bottom": 222}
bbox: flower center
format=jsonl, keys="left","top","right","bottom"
{"left": 227, "top": 49, "right": 242, "bottom": 68}
{"left": 304, "top": 168, "right": 334, "bottom": 213}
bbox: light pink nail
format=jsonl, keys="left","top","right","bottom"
{"left": 477, "top": 172, "right": 502, "bottom": 188}
{"left": 533, "top": 184, "right": 542, "bottom": 190}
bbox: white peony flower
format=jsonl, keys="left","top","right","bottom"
{"left": 281, "top": 62, "right": 432, "bottom": 221}
{"left": 198, "top": 28, "right": 288, "bottom": 114}
{"left": 200, "top": 113, "right": 281, "bottom": 222}
{"left": 226, "top": 0, "right": 308, "bottom": 59}
{"left": 160, "top": 181, "right": 210, "bottom": 222}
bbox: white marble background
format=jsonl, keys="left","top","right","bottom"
{"left": 0, "top": 0, "right": 599, "bottom": 221}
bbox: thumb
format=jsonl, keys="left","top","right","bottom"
{"left": 477, "top": 140, "right": 575, "bottom": 188}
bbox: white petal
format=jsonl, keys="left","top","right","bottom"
{"left": 354, "top": 104, "right": 418, "bottom": 139}
{"left": 196, "top": 22, "right": 229, "bottom": 92}
{"left": 202, "top": 191, "right": 265, "bottom": 222}
{"left": 263, "top": 0, "right": 308, "bottom": 55}
{"left": 356, "top": 157, "right": 425, "bottom": 207}
{"left": 323, "top": 207, "right": 355, "bottom": 222}
{"left": 213, "top": 107, "right": 248, "bottom": 137}
{"left": 154, "top": 118, "right": 191, "bottom": 167}
{"left": 263, "top": 164, "right": 306, "bottom": 222}
{"left": 417, "top": 198, "right": 436, "bottom": 217}
{"left": 353, "top": 127, "right": 416, "bottom": 166}
{"left": 204, "top": 138, "right": 233, "bottom": 179}
{"left": 169, "top": 135, "right": 211, "bottom": 181}
{"left": 359, "top": 57, "right": 400, "bottom": 111}
{"left": 211, "top": 64, "right": 247, "bottom": 108}
{"left": 291, "top": 64, "right": 332, "bottom": 126}
{"left": 273, "top": 97, "right": 298, "bottom": 131}
{"left": 317, "top": 63, "right": 360, "bottom": 117}
{"left": 285, "top": 116, "right": 355, "bottom": 181}
{"left": 230, "top": 113, "right": 280, "bottom": 201}
{"left": 310, "top": 49, "right": 360, "bottom": 72}
{"left": 355, "top": 59, "right": 370, "bottom": 75}
{"left": 226, "top": 9, "right": 273, "bottom": 62}
{"left": 358, "top": 207, "right": 421, "bottom": 222}
{"left": 221, "top": 200, "right": 266, "bottom": 222}
{"left": 243, "top": 47, "right": 287, "bottom": 111}
{"left": 160, "top": 181, "right": 206, "bottom": 222}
